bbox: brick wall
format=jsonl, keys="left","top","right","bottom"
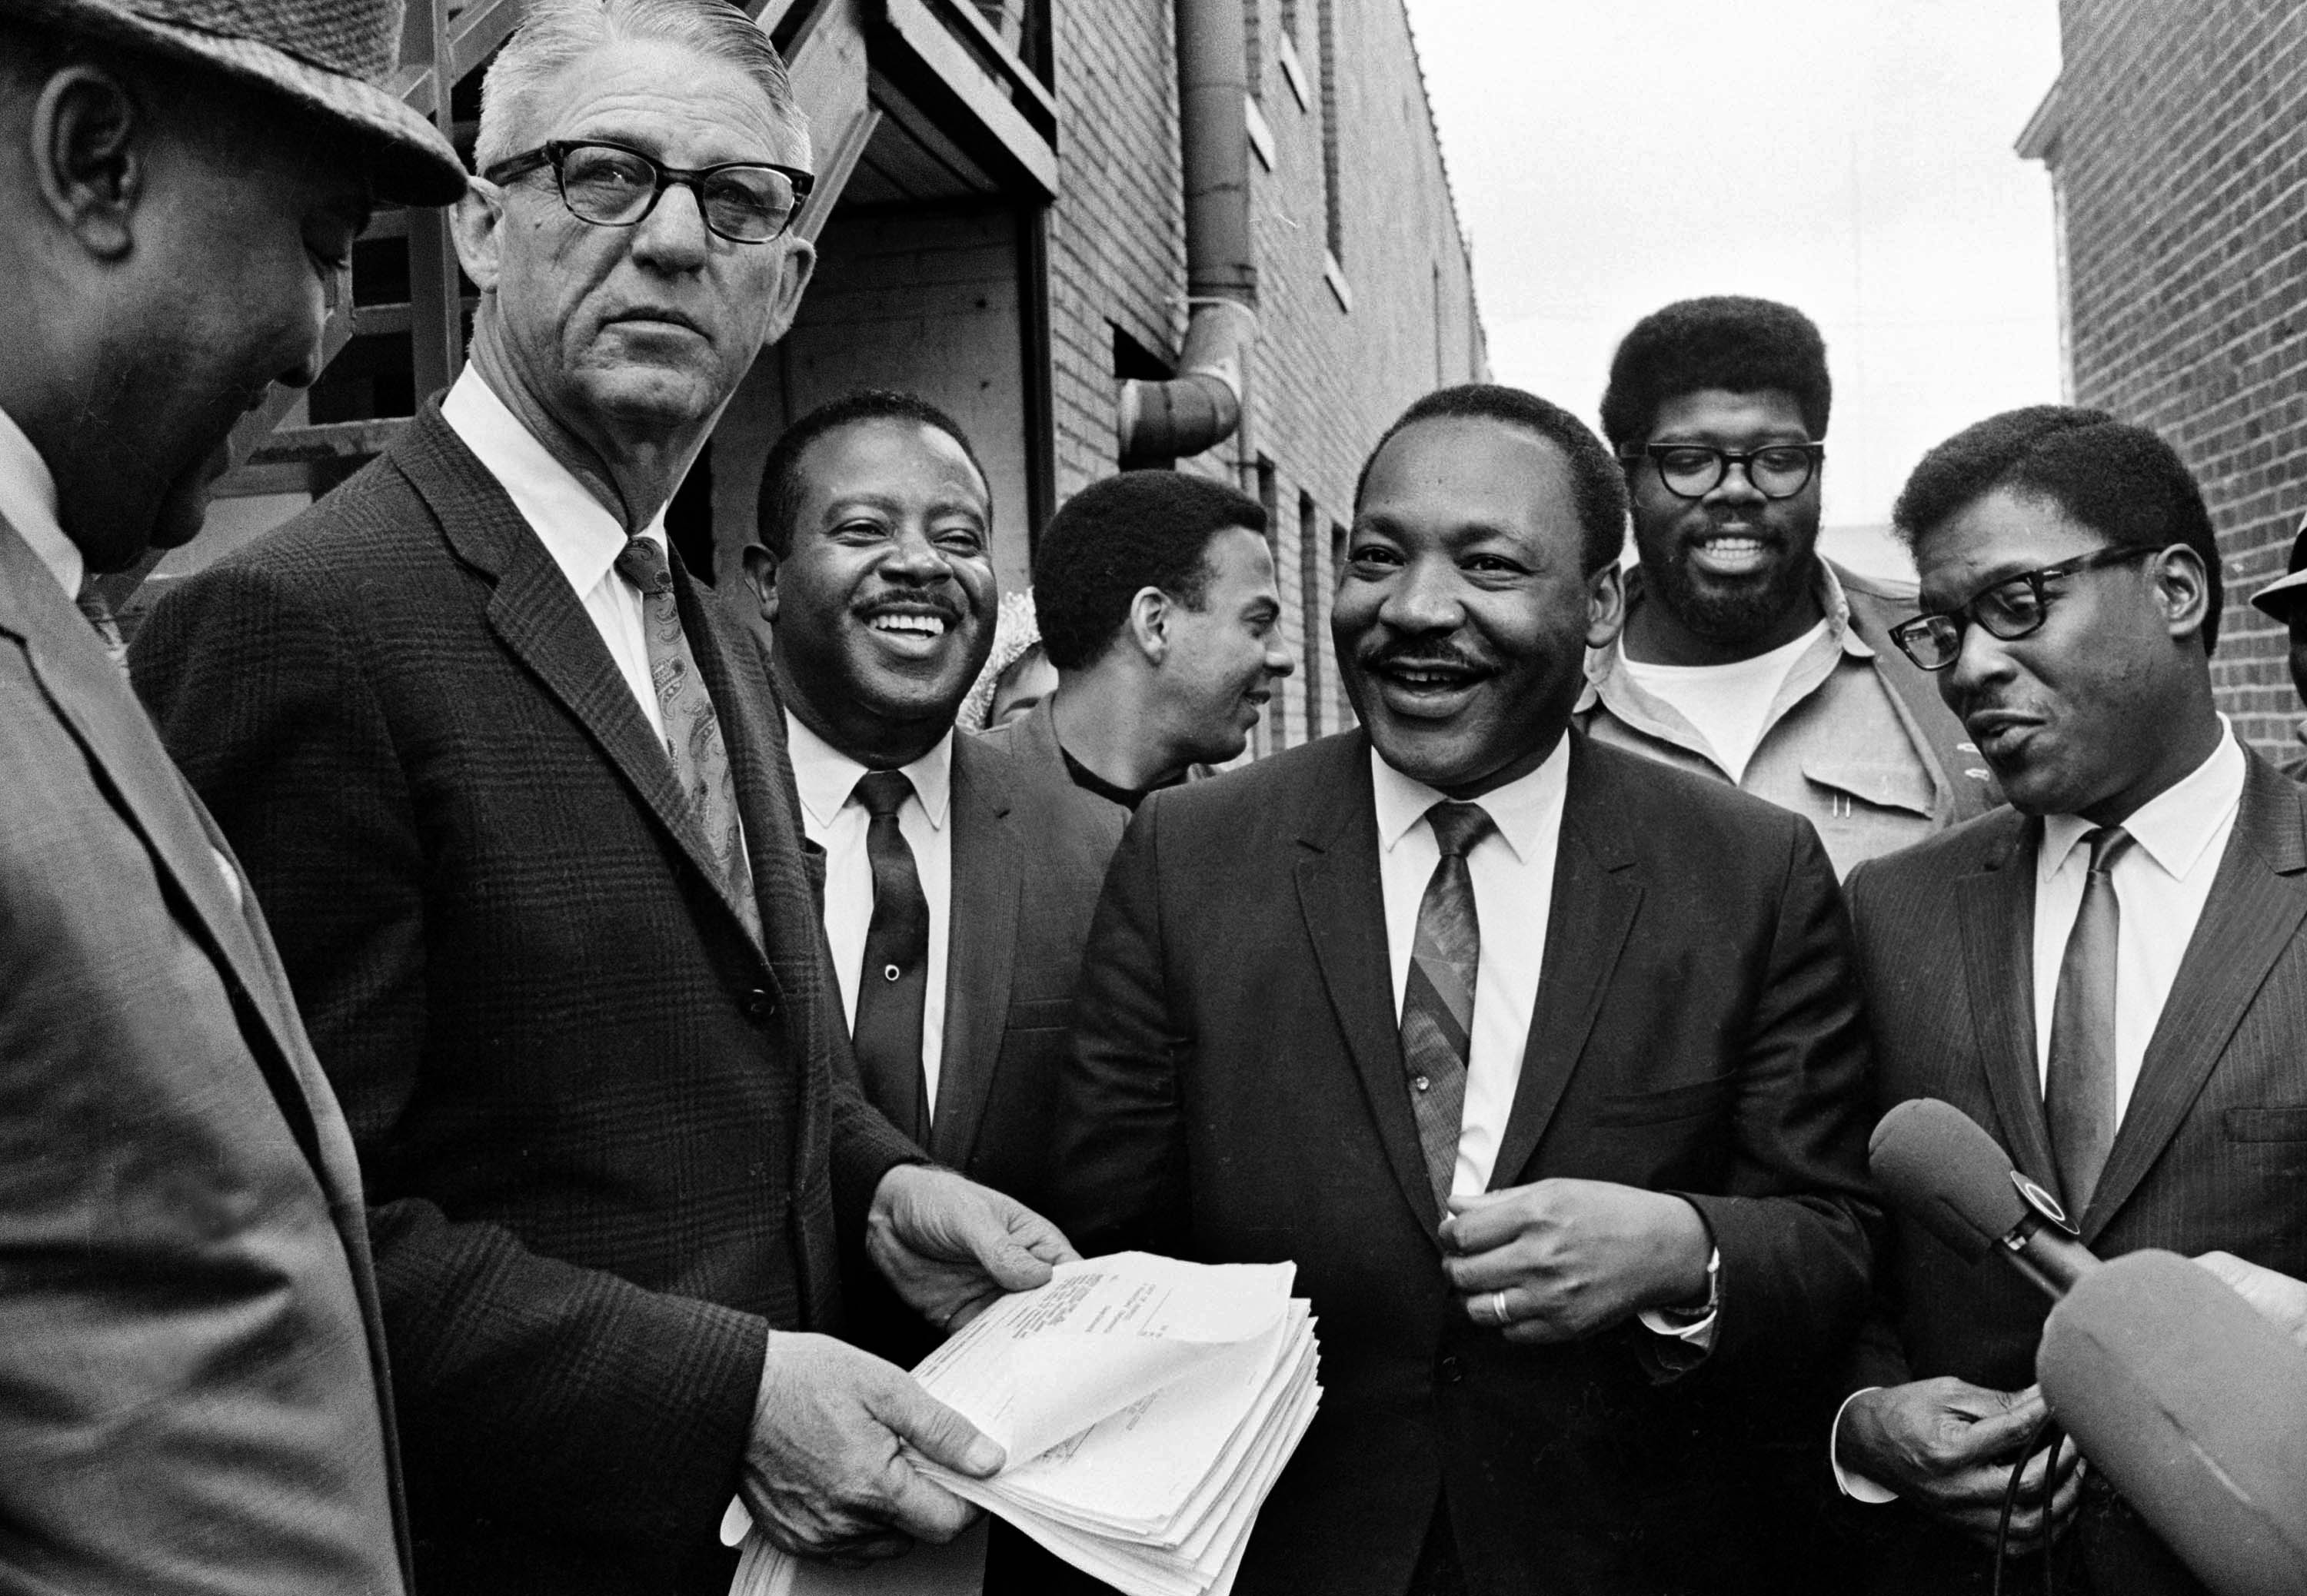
{"left": 2046, "top": 0, "right": 2307, "bottom": 757}
{"left": 1043, "top": 0, "right": 1486, "bottom": 747}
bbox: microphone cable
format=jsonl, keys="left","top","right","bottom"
{"left": 1992, "top": 1411, "right": 2066, "bottom": 1596}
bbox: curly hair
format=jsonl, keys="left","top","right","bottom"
{"left": 754, "top": 390, "right": 989, "bottom": 557}
{"left": 1032, "top": 472, "right": 1267, "bottom": 670}
{"left": 1892, "top": 405, "right": 2223, "bottom": 654}
{"left": 1598, "top": 296, "right": 1831, "bottom": 450}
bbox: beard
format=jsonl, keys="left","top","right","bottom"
{"left": 1642, "top": 531, "right": 1820, "bottom": 649}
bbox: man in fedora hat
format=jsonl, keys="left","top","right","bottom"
{"left": 2249, "top": 514, "right": 2307, "bottom": 780}
{"left": 0, "top": 0, "right": 463, "bottom": 1590}
{"left": 133, "top": 1, "right": 1077, "bottom": 1591}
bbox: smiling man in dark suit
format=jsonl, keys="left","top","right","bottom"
{"left": 1048, "top": 383, "right": 1881, "bottom": 1596}
{"left": 130, "top": 6, "right": 1072, "bottom": 1593}
{"left": 744, "top": 390, "right": 1126, "bottom": 1283}
{"left": 1831, "top": 408, "right": 2307, "bottom": 1596}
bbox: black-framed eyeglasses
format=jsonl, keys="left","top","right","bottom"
{"left": 1889, "top": 545, "right": 2161, "bottom": 670}
{"left": 482, "top": 139, "right": 813, "bottom": 243}
{"left": 1618, "top": 442, "right": 1825, "bottom": 500}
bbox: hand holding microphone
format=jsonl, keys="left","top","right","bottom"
{"left": 1868, "top": 1099, "right": 2307, "bottom": 1596}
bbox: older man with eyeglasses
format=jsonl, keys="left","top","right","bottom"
{"left": 1576, "top": 296, "right": 1996, "bottom": 877}
{"left": 131, "top": 2, "right": 1076, "bottom": 1592}
{"left": 1828, "top": 407, "right": 2307, "bottom": 1594}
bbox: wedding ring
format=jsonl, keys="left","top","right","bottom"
{"left": 1490, "top": 1289, "right": 1512, "bottom": 1325}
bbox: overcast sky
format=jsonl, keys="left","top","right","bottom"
{"left": 1401, "top": 0, "right": 2066, "bottom": 557}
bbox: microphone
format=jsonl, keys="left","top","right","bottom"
{"left": 2039, "top": 1250, "right": 2307, "bottom": 1596}
{"left": 1868, "top": 1098, "right": 2099, "bottom": 1298}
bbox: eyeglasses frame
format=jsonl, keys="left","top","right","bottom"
{"left": 481, "top": 138, "right": 815, "bottom": 244}
{"left": 1617, "top": 441, "right": 1826, "bottom": 502}
{"left": 1889, "top": 544, "right": 2164, "bottom": 671}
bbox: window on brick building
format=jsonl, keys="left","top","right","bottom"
{"left": 1317, "top": 0, "right": 1341, "bottom": 264}
{"left": 1299, "top": 490, "right": 1324, "bottom": 739}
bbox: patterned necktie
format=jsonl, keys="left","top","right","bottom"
{"left": 75, "top": 580, "right": 129, "bottom": 678}
{"left": 851, "top": 769, "right": 930, "bottom": 1143}
{"left": 1401, "top": 800, "right": 1495, "bottom": 1216}
{"left": 613, "top": 536, "right": 759, "bottom": 943}
{"left": 2046, "top": 825, "right": 2132, "bottom": 1214}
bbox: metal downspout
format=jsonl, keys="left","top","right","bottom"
{"left": 1117, "top": 0, "right": 1258, "bottom": 464}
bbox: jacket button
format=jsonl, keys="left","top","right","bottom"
{"left": 1438, "top": 1352, "right": 1463, "bottom": 1384}
{"left": 744, "top": 988, "right": 777, "bottom": 1022}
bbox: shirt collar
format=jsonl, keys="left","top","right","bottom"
{"left": 0, "top": 404, "right": 80, "bottom": 599}
{"left": 1370, "top": 734, "right": 1570, "bottom": 866}
{"left": 440, "top": 365, "right": 667, "bottom": 594}
{"left": 784, "top": 710, "right": 954, "bottom": 833}
{"left": 2039, "top": 717, "right": 2246, "bottom": 883}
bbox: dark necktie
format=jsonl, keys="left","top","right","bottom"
{"left": 1401, "top": 800, "right": 1494, "bottom": 1216}
{"left": 613, "top": 536, "right": 759, "bottom": 944}
{"left": 851, "top": 769, "right": 931, "bottom": 1143}
{"left": 75, "top": 580, "right": 129, "bottom": 678}
{"left": 2046, "top": 825, "right": 2132, "bottom": 1213}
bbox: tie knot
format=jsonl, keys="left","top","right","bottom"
{"left": 2085, "top": 826, "right": 2132, "bottom": 873}
{"left": 854, "top": 768, "right": 914, "bottom": 820}
{"left": 614, "top": 535, "right": 672, "bottom": 597}
{"left": 1424, "top": 800, "right": 1493, "bottom": 860}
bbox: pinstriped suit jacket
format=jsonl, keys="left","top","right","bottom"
{"left": 131, "top": 402, "right": 918, "bottom": 1596}
{"left": 1843, "top": 750, "right": 2307, "bottom": 1591}
{"left": 0, "top": 516, "right": 409, "bottom": 1594}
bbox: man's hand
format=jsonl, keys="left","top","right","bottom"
{"left": 867, "top": 1165, "right": 1080, "bottom": 1334}
{"left": 2195, "top": 1252, "right": 2307, "bottom": 1348}
{"left": 739, "top": 1332, "right": 1003, "bottom": 1563}
{"left": 1438, "top": 1178, "right": 1710, "bottom": 1344}
{"left": 1836, "top": 1379, "right": 2082, "bottom": 1549}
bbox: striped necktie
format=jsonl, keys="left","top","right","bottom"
{"left": 1401, "top": 800, "right": 1494, "bottom": 1216}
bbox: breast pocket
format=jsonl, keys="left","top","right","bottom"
{"left": 2225, "top": 1106, "right": 2307, "bottom": 1142}
{"left": 1801, "top": 755, "right": 1936, "bottom": 819}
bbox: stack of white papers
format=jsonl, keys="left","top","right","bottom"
{"left": 725, "top": 1252, "right": 1320, "bottom": 1596}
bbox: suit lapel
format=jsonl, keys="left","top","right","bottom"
{"left": 1954, "top": 816, "right": 2062, "bottom": 1192}
{"left": 935, "top": 736, "right": 1018, "bottom": 1167}
{"left": 407, "top": 411, "right": 760, "bottom": 963}
{"left": 2082, "top": 755, "right": 2307, "bottom": 1242}
{"left": 1295, "top": 734, "right": 1443, "bottom": 1239}
{"left": 0, "top": 517, "right": 347, "bottom": 1182}
{"left": 1490, "top": 736, "right": 1643, "bottom": 1189}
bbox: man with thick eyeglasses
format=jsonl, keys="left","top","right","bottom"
{"left": 131, "top": 1, "right": 1079, "bottom": 1591}
{"left": 1580, "top": 297, "right": 1993, "bottom": 877}
{"left": 1830, "top": 407, "right": 2307, "bottom": 1594}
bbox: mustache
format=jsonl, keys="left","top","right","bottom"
{"left": 1357, "top": 640, "right": 1487, "bottom": 673}
{"left": 852, "top": 587, "right": 966, "bottom": 623}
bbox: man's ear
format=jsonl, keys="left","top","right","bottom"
{"left": 758, "top": 236, "right": 816, "bottom": 347}
{"left": 449, "top": 178, "right": 507, "bottom": 292}
{"left": 2152, "top": 543, "right": 2212, "bottom": 643}
{"left": 32, "top": 65, "right": 145, "bottom": 261}
{"left": 741, "top": 542, "right": 779, "bottom": 623}
{"left": 1584, "top": 560, "right": 1626, "bottom": 651}
{"left": 1126, "top": 586, "right": 1172, "bottom": 666}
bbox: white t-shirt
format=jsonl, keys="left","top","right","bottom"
{"left": 1619, "top": 620, "right": 1828, "bottom": 783}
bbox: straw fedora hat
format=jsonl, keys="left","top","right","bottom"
{"left": 2, "top": 0, "right": 468, "bottom": 204}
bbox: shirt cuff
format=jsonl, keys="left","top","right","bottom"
{"left": 1636, "top": 1245, "right": 1720, "bottom": 1352}
{"left": 1831, "top": 1387, "right": 1899, "bottom": 1503}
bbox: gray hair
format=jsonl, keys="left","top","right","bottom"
{"left": 474, "top": 0, "right": 808, "bottom": 174}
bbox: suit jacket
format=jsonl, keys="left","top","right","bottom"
{"left": 0, "top": 517, "right": 408, "bottom": 1594}
{"left": 1843, "top": 750, "right": 2307, "bottom": 1594}
{"left": 131, "top": 401, "right": 919, "bottom": 1596}
{"left": 823, "top": 703, "right": 1126, "bottom": 1375}
{"left": 1047, "top": 728, "right": 1881, "bottom": 1596}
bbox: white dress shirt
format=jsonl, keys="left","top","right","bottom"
{"left": 0, "top": 404, "right": 81, "bottom": 600}
{"left": 441, "top": 367, "right": 671, "bottom": 741}
{"left": 1370, "top": 743, "right": 1566, "bottom": 1199}
{"left": 2031, "top": 720, "right": 2245, "bottom": 1117}
{"left": 1835, "top": 719, "right": 2247, "bottom": 1502}
{"left": 786, "top": 713, "right": 954, "bottom": 1116}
